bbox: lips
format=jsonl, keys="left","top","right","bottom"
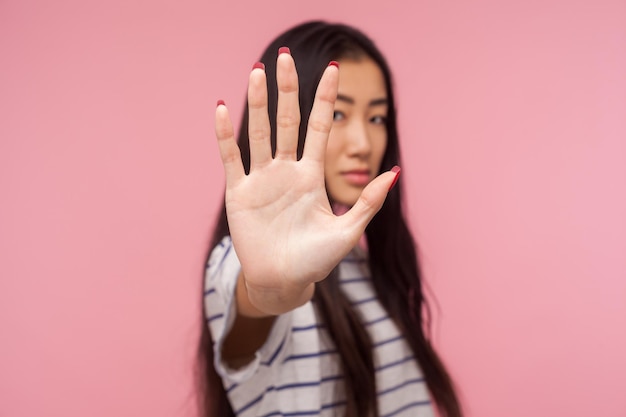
{"left": 341, "top": 169, "right": 371, "bottom": 186}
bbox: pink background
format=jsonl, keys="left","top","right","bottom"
{"left": 1, "top": 0, "right": 625, "bottom": 416}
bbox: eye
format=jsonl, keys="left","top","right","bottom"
{"left": 333, "top": 110, "right": 346, "bottom": 121}
{"left": 370, "top": 115, "right": 387, "bottom": 125}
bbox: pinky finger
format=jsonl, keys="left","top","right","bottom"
{"left": 215, "top": 101, "right": 245, "bottom": 186}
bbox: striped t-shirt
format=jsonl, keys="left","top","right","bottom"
{"left": 204, "top": 236, "right": 434, "bottom": 417}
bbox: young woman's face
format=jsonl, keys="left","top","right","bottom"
{"left": 324, "top": 57, "right": 388, "bottom": 207}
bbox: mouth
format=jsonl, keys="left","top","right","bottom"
{"left": 341, "top": 169, "right": 371, "bottom": 186}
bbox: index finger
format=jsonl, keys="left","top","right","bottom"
{"left": 301, "top": 62, "right": 339, "bottom": 165}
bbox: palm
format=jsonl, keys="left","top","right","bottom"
{"left": 214, "top": 53, "right": 396, "bottom": 313}
{"left": 226, "top": 155, "right": 342, "bottom": 288}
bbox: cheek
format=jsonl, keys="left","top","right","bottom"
{"left": 324, "top": 133, "right": 342, "bottom": 168}
{"left": 372, "top": 135, "right": 388, "bottom": 169}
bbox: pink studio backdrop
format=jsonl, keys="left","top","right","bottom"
{"left": 1, "top": 0, "right": 625, "bottom": 416}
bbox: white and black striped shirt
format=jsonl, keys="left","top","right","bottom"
{"left": 204, "top": 236, "right": 434, "bottom": 417}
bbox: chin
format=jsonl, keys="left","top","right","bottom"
{"left": 334, "top": 195, "right": 359, "bottom": 208}
{"left": 328, "top": 186, "right": 362, "bottom": 208}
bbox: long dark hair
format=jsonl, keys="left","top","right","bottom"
{"left": 198, "top": 21, "right": 463, "bottom": 417}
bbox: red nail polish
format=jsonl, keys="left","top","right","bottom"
{"left": 328, "top": 61, "right": 339, "bottom": 68}
{"left": 252, "top": 62, "right": 265, "bottom": 70}
{"left": 388, "top": 166, "right": 401, "bottom": 191}
{"left": 217, "top": 99, "right": 225, "bottom": 107}
{"left": 278, "top": 46, "right": 291, "bottom": 55}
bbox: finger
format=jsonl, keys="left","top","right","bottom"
{"left": 275, "top": 48, "right": 301, "bottom": 160}
{"left": 340, "top": 167, "right": 401, "bottom": 234}
{"left": 302, "top": 62, "right": 339, "bottom": 167}
{"left": 247, "top": 63, "right": 273, "bottom": 169}
{"left": 215, "top": 101, "right": 245, "bottom": 185}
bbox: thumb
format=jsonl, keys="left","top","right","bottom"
{"left": 341, "top": 166, "right": 401, "bottom": 234}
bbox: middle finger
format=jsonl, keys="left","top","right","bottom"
{"left": 274, "top": 48, "right": 301, "bottom": 160}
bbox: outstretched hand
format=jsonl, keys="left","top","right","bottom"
{"left": 214, "top": 50, "right": 399, "bottom": 315}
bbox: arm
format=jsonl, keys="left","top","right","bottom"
{"left": 221, "top": 271, "right": 276, "bottom": 368}
{"left": 204, "top": 241, "right": 290, "bottom": 373}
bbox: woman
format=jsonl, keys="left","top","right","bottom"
{"left": 199, "top": 21, "right": 463, "bottom": 417}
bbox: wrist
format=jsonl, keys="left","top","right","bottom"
{"left": 243, "top": 279, "right": 315, "bottom": 317}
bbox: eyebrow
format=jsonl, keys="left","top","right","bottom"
{"left": 336, "top": 94, "right": 388, "bottom": 107}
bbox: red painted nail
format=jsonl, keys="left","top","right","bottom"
{"left": 278, "top": 46, "right": 291, "bottom": 55}
{"left": 328, "top": 61, "right": 339, "bottom": 68}
{"left": 388, "top": 166, "right": 401, "bottom": 191}
{"left": 252, "top": 62, "right": 265, "bottom": 70}
{"left": 217, "top": 99, "right": 225, "bottom": 107}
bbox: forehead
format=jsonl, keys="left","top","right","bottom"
{"left": 336, "top": 58, "right": 387, "bottom": 100}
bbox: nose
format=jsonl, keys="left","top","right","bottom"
{"left": 346, "top": 119, "right": 371, "bottom": 157}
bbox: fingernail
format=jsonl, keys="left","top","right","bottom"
{"left": 278, "top": 46, "right": 291, "bottom": 55}
{"left": 217, "top": 99, "right": 225, "bottom": 107}
{"left": 328, "top": 61, "right": 339, "bottom": 68}
{"left": 252, "top": 62, "right": 265, "bottom": 70}
{"left": 388, "top": 166, "right": 401, "bottom": 191}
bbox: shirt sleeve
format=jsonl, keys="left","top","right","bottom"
{"left": 203, "top": 236, "right": 293, "bottom": 386}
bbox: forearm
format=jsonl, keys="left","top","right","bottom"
{"left": 222, "top": 271, "right": 312, "bottom": 368}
